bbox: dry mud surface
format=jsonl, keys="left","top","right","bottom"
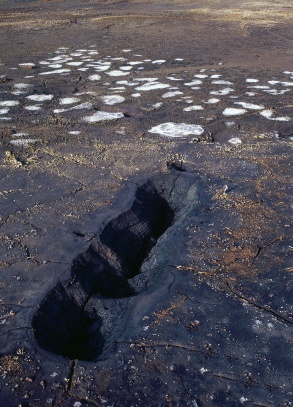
{"left": 0, "top": 1, "right": 293, "bottom": 406}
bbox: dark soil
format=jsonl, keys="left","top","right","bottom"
{"left": 0, "top": 1, "right": 292, "bottom": 406}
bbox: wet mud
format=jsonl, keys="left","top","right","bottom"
{"left": 0, "top": 1, "right": 293, "bottom": 406}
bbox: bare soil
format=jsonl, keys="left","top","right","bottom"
{"left": 0, "top": 1, "right": 292, "bottom": 406}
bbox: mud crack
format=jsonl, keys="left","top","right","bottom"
{"left": 32, "top": 171, "right": 200, "bottom": 361}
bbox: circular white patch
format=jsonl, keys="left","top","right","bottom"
{"left": 101, "top": 95, "right": 125, "bottom": 105}
{"left": 149, "top": 122, "right": 204, "bottom": 138}
{"left": 26, "top": 94, "right": 54, "bottom": 102}
{"left": 222, "top": 108, "right": 247, "bottom": 116}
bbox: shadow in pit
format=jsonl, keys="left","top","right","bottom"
{"left": 32, "top": 171, "right": 199, "bottom": 361}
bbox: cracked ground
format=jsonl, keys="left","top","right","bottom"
{"left": 0, "top": 0, "right": 293, "bottom": 406}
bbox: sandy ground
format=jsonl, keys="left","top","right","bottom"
{"left": 0, "top": 1, "right": 293, "bottom": 406}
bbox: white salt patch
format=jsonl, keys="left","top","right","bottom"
{"left": 53, "top": 102, "right": 92, "bottom": 113}
{"left": 246, "top": 79, "right": 259, "bottom": 83}
{"left": 132, "top": 93, "right": 141, "bottom": 97}
{"left": 135, "top": 82, "right": 170, "bottom": 91}
{"left": 260, "top": 110, "right": 290, "bottom": 121}
{"left": 199, "top": 367, "right": 208, "bottom": 374}
{"left": 48, "top": 64, "right": 63, "bottom": 69}
{"left": 205, "top": 98, "right": 220, "bottom": 104}
{"left": 88, "top": 65, "right": 111, "bottom": 72}
{"left": 68, "top": 131, "right": 81, "bottom": 135}
{"left": 116, "top": 127, "right": 126, "bottom": 135}
{"left": 149, "top": 122, "right": 204, "bottom": 138}
{"left": 14, "top": 132, "right": 29, "bottom": 137}
{"left": 225, "top": 121, "right": 235, "bottom": 127}
{"left": 222, "top": 107, "right": 246, "bottom": 116}
{"left": 153, "top": 102, "right": 163, "bottom": 109}
{"left": 162, "top": 91, "right": 183, "bottom": 98}
{"left": 184, "top": 80, "right": 202, "bottom": 86}
{"left": 259, "top": 110, "right": 274, "bottom": 119}
{"left": 26, "top": 94, "right": 54, "bottom": 102}
{"left": 137, "top": 67, "right": 145, "bottom": 70}
{"left": 144, "top": 59, "right": 152, "bottom": 62}
{"left": 152, "top": 60, "right": 166, "bottom": 64}
{"left": 101, "top": 95, "right": 125, "bottom": 105}
{"left": 194, "top": 74, "right": 208, "bottom": 79}
{"left": 234, "top": 102, "right": 264, "bottom": 110}
{"left": 0, "top": 117, "right": 12, "bottom": 120}
{"left": 75, "top": 92, "right": 97, "bottom": 96}
{"left": 191, "top": 87, "right": 201, "bottom": 90}
{"left": 49, "top": 56, "right": 71, "bottom": 62}
{"left": 19, "top": 62, "right": 35, "bottom": 68}
{"left": 14, "top": 83, "right": 31, "bottom": 89}
{"left": 263, "top": 89, "right": 290, "bottom": 95}
{"left": 66, "top": 62, "right": 84, "bottom": 66}
{"left": 211, "top": 80, "right": 233, "bottom": 85}
{"left": 24, "top": 105, "right": 42, "bottom": 111}
{"left": 11, "top": 91, "right": 25, "bottom": 96}
{"left": 59, "top": 97, "right": 80, "bottom": 105}
{"left": 210, "top": 87, "right": 234, "bottom": 96}
{"left": 83, "top": 111, "right": 124, "bottom": 123}
{"left": 107, "top": 70, "right": 130, "bottom": 77}
{"left": 10, "top": 138, "right": 39, "bottom": 146}
{"left": 210, "top": 74, "right": 222, "bottom": 79}
{"left": 128, "top": 61, "right": 143, "bottom": 66}
{"left": 39, "top": 69, "right": 71, "bottom": 75}
{"left": 120, "top": 66, "right": 133, "bottom": 71}
{"left": 12, "top": 83, "right": 32, "bottom": 95}
{"left": 24, "top": 76, "right": 35, "bottom": 78}
{"left": 248, "top": 85, "right": 270, "bottom": 89}
{"left": 166, "top": 77, "right": 183, "bottom": 81}
{"left": 174, "top": 58, "right": 184, "bottom": 61}
{"left": 277, "top": 81, "right": 293, "bottom": 86}
{"left": 136, "top": 78, "right": 158, "bottom": 82}
{"left": 184, "top": 105, "right": 204, "bottom": 111}
{"left": 245, "top": 92, "right": 256, "bottom": 96}
{"left": 39, "top": 61, "right": 51, "bottom": 65}
{"left": 78, "top": 68, "right": 89, "bottom": 72}
{"left": 88, "top": 74, "right": 101, "bottom": 81}
{"left": 283, "top": 71, "right": 293, "bottom": 75}
{"left": 228, "top": 137, "right": 242, "bottom": 145}
{"left": 0, "top": 100, "right": 19, "bottom": 107}
{"left": 109, "top": 87, "right": 126, "bottom": 90}
{"left": 0, "top": 108, "right": 9, "bottom": 114}
{"left": 268, "top": 80, "right": 280, "bottom": 85}
{"left": 70, "top": 53, "right": 83, "bottom": 57}
{"left": 123, "top": 49, "right": 132, "bottom": 52}
{"left": 75, "top": 49, "right": 87, "bottom": 52}
{"left": 116, "top": 81, "right": 139, "bottom": 86}
{"left": 88, "top": 51, "right": 99, "bottom": 55}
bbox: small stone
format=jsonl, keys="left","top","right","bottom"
{"left": 40, "top": 380, "right": 46, "bottom": 389}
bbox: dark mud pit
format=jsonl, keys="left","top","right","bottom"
{"left": 0, "top": 1, "right": 293, "bottom": 406}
